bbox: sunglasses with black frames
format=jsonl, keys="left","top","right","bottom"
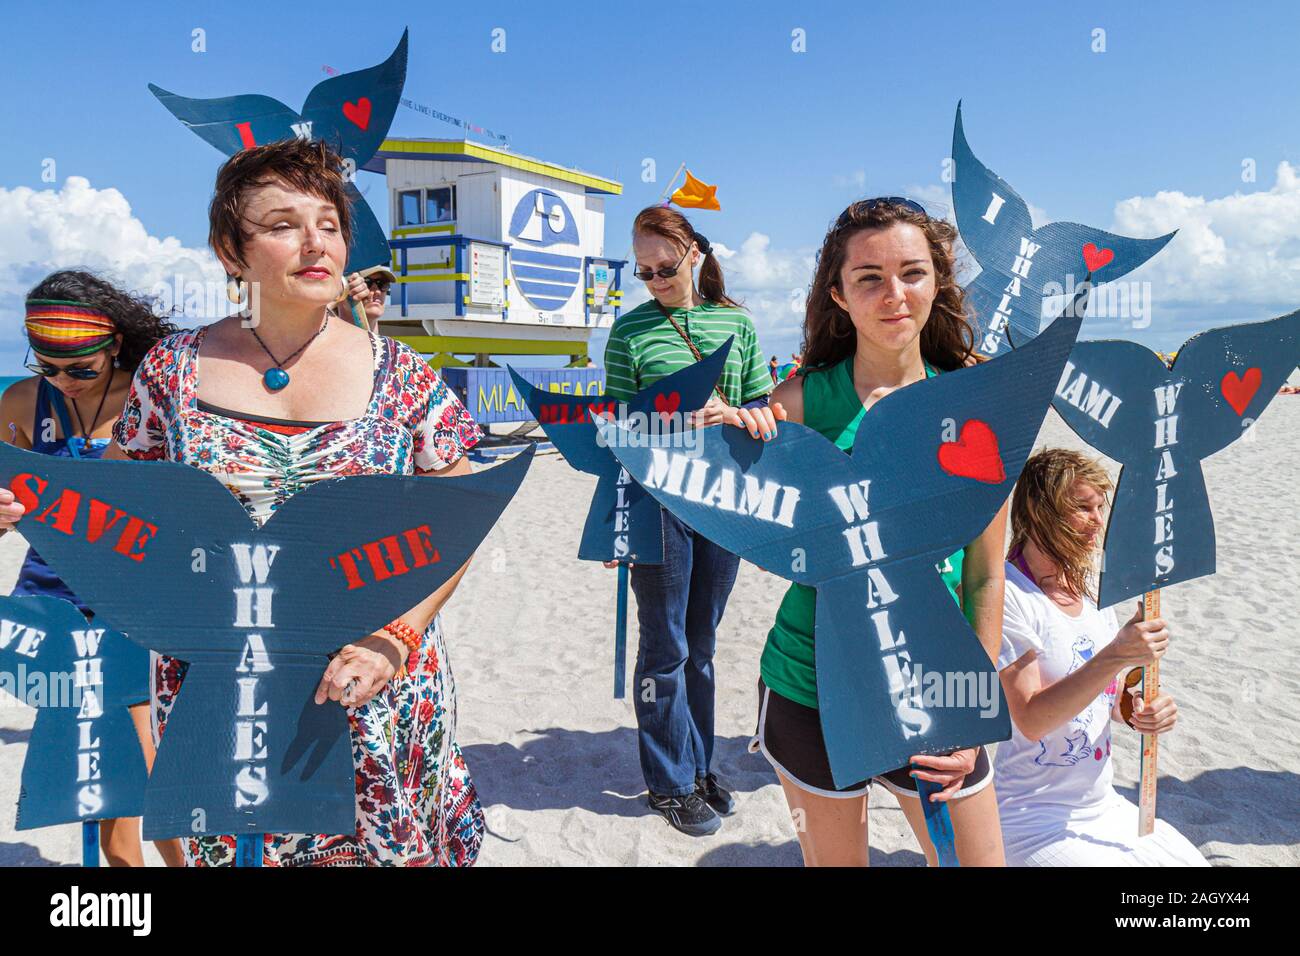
{"left": 835, "top": 196, "right": 928, "bottom": 229}
{"left": 24, "top": 348, "right": 105, "bottom": 380}
{"left": 633, "top": 244, "right": 693, "bottom": 282}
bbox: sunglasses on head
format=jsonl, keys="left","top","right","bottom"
{"left": 24, "top": 347, "right": 106, "bottom": 380}
{"left": 835, "top": 196, "right": 928, "bottom": 229}
{"left": 633, "top": 244, "right": 692, "bottom": 282}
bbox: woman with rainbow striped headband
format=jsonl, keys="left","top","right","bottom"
{"left": 0, "top": 269, "right": 182, "bottom": 866}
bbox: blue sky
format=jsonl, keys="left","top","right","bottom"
{"left": 3, "top": 0, "right": 1300, "bottom": 372}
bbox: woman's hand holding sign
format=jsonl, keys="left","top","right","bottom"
{"left": 909, "top": 748, "right": 979, "bottom": 802}
{"left": 315, "top": 632, "right": 408, "bottom": 708}
{"left": 689, "top": 396, "right": 787, "bottom": 440}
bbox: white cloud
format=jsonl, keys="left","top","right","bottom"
{"left": 1111, "top": 161, "right": 1300, "bottom": 312}
{"left": 0, "top": 176, "right": 224, "bottom": 366}
{"left": 708, "top": 232, "right": 817, "bottom": 347}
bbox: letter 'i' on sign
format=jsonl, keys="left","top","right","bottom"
{"left": 982, "top": 193, "right": 1005, "bottom": 225}
{"left": 950, "top": 103, "right": 1176, "bottom": 358}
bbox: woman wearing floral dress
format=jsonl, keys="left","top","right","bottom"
{"left": 1, "top": 138, "right": 486, "bottom": 866}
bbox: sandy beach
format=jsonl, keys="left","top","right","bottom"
{"left": 2, "top": 390, "right": 1297, "bottom": 867}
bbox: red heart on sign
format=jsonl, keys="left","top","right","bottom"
{"left": 1082, "top": 242, "right": 1114, "bottom": 272}
{"left": 342, "top": 98, "right": 372, "bottom": 130}
{"left": 937, "top": 419, "right": 1006, "bottom": 484}
{"left": 654, "top": 391, "right": 681, "bottom": 420}
{"left": 1221, "top": 367, "right": 1262, "bottom": 416}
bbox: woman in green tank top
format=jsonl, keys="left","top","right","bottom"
{"left": 752, "top": 198, "right": 1008, "bottom": 866}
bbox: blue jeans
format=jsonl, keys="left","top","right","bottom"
{"left": 630, "top": 509, "right": 740, "bottom": 796}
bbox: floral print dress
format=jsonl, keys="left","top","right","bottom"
{"left": 112, "top": 326, "right": 485, "bottom": 866}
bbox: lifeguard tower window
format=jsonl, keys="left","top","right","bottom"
{"left": 426, "top": 187, "right": 455, "bottom": 224}
{"left": 397, "top": 186, "right": 456, "bottom": 226}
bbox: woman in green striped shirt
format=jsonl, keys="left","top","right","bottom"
{"left": 603, "top": 205, "right": 780, "bottom": 836}
{"left": 751, "top": 198, "right": 1008, "bottom": 866}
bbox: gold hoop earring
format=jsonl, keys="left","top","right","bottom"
{"left": 830, "top": 312, "right": 853, "bottom": 339}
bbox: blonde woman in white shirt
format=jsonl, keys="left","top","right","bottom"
{"left": 996, "top": 448, "right": 1207, "bottom": 866}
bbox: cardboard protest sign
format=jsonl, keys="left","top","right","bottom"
{"left": 952, "top": 103, "right": 1175, "bottom": 357}
{"left": 600, "top": 299, "right": 1088, "bottom": 788}
{"left": 508, "top": 339, "right": 732, "bottom": 564}
{"left": 1050, "top": 310, "right": 1300, "bottom": 606}
{"left": 0, "top": 595, "right": 148, "bottom": 830}
{"left": 0, "top": 443, "right": 532, "bottom": 840}
{"left": 149, "top": 30, "right": 408, "bottom": 273}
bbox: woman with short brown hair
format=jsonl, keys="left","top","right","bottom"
{"left": 0, "top": 137, "right": 487, "bottom": 866}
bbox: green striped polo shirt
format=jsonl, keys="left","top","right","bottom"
{"left": 602, "top": 300, "right": 773, "bottom": 405}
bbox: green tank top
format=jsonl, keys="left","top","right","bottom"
{"left": 759, "top": 357, "right": 965, "bottom": 710}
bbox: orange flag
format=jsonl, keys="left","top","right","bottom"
{"left": 670, "top": 169, "right": 721, "bottom": 210}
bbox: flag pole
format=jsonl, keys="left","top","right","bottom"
{"left": 1138, "top": 588, "right": 1161, "bottom": 836}
{"left": 621, "top": 162, "right": 687, "bottom": 263}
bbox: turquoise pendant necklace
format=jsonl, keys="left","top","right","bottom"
{"left": 248, "top": 313, "right": 330, "bottom": 391}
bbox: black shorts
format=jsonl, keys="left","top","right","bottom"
{"left": 749, "top": 678, "right": 994, "bottom": 799}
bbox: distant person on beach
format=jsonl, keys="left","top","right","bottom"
{"left": 0, "top": 269, "right": 183, "bottom": 867}
{"left": 343, "top": 265, "right": 396, "bottom": 332}
{"left": 0, "top": 139, "right": 486, "bottom": 867}
{"left": 604, "top": 205, "right": 780, "bottom": 836}
{"left": 768, "top": 355, "right": 779, "bottom": 383}
{"left": 996, "top": 448, "right": 1207, "bottom": 866}
{"left": 752, "top": 198, "right": 1007, "bottom": 866}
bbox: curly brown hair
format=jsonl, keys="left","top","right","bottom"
{"left": 208, "top": 138, "right": 353, "bottom": 272}
{"left": 1009, "top": 448, "right": 1115, "bottom": 601}
{"left": 25, "top": 270, "right": 179, "bottom": 372}
{"left": 802, "top": 199, "right": 975, "bottom": 372}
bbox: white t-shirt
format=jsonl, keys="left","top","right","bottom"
{"left": 995, "top": 562, "right": 1122, "bottom": 836}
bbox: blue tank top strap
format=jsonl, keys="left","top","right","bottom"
{"left": 32, "top": 378, "right": 80, "bottom": 457}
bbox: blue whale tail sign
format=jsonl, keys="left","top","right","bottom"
{"left": 0, "top": 595, "right": 149, "bottom": 831}
{"left": 0, "top": 441, "right": 533, "bottom": 840}
{"left": 951, "top": 102, "right": 1175, "bottom": 357}
{"left": 1050, "top": 308, "right": 1300, "bottom": 606}
{"left": 148, "top": 30, "right": 409, "bottom": 273}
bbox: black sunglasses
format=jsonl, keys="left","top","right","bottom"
{"left": 633, "top": 245, "right": 692, "bottom": 282}
{"left": 24, "top": 349, "right": 103, "bottom": 380}
{"left": 835, "top": 197, "right": 928, "bottom": 229}
{"left": 365, "top": 278, "right": 391, "bottom": 292}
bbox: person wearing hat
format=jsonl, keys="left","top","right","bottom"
{"left": 344, "top": 265, "right": 396, "bottom": 332}
{"left": 0, "top": 269, "right": 183, "bottom": 867}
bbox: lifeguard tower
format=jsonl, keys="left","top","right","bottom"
{"left": 361, "top": 138, "right": 626, "bottom": 370}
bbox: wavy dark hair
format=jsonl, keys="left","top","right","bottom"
{"left": 802, "top": 199, "right": 975, "bottom": 372}
{"left": 25, "top": 270, "right": 178, "bottom": 372}
{"left": 632, "top": 205, "right": 737, "bottom": 307}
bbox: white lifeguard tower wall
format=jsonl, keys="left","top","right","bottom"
{"left": 364, "top": 138, "right": 624, "bottom": 357}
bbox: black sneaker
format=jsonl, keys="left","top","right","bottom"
{"left": 695, "top": 773, "right": 736, "bottom": 816}
{"left": 647, "top": 790, "right": 721, "bottom": 836}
